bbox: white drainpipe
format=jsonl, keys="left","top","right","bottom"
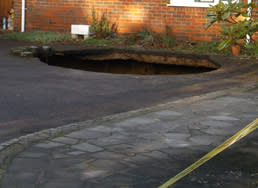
{"left": 21, "top": 0, "right": 26, "bottom": 32}
{"left": 246, "top": 0, "right": 252, "bottom": 43}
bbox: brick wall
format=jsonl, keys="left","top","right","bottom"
{"left": 13, "top": 0, "right": 256, "bottom": 42}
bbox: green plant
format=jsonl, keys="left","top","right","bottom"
{"left": 194, "top": 42, "right": 221, "bottom": 53}
{"left": 243, "top": 42, "right": 258, "bottom": 57}
{"left": 206, "top": 0, "right": 258, "bottom": 52}
{"left": 135, "top": 26, "right": 176, "bottom": 48}
{"left": 206, "top": 0, "right": 255, "bottom": 27}
{"left": 162, "top": 25, "right": 177, "bottom": 48}
{"left": 136, "top": 28, "right": 156, "bottom": 46}
{"left": 84, "top": 37, "right": 114, "bottom": 45}
{"left": 90, "top": 8, "right": 118, "bottom": 39}
{"left": 218, "top": 20, "right": 258, "bottom": 50}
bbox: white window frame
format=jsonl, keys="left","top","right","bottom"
{"left": 167, "top": 0, "right": 235, "bottom": 8}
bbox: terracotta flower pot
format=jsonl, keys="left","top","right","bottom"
{"left": 231, "top": 44, "right": 241, "bottom": 56}
{"left": 227, "top": 14, "right": 247, "bottom": 23}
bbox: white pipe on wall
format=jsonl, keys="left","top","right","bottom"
{"left": 21, "top": 0, "right": 25, "bottom": 32}
{"left": 246, "top": 0, "right": 252, "bottom": 43}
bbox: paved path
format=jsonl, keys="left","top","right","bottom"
{"left": 1, "top": 85, "right": 257, "bottom": 188}
{"left": 1, "top": 38, "right": 258, "bottom": 143}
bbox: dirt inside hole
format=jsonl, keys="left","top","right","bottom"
{"left": 44, "top": 56, "right": 217, "bottom": 75}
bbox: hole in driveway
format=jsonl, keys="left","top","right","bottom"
{"left": 40, "top": 49, "right": 219, "bottom": 75}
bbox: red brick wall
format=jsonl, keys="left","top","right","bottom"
{"left": 13, "top": 0, "right": 256, "bottom": 42}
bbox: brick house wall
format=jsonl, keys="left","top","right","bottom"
{"left": 13, "top": 0, "right": 257, "bottom": 42}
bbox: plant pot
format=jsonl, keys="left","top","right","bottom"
{"left": 231, "top": 44, "right": 241, "bottom": 56}
{"left": 227, "top": 14, "right": 247, "bottom": 23}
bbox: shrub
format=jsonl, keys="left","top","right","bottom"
{"left": 135, "top": 26, "right": 176, "bottom": 48}
{"left": 90, "top": 8, "right": 118, "bottom": 39}
{"left": 206, "top": 0, "right": 258, "bottom": 53}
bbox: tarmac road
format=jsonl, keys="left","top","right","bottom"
{"left": 0, "top": 38, "right": 258, "bottom": 143}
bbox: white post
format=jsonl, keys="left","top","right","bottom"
{"left": 21, "top": 0, "right": 26, "bottom": 32}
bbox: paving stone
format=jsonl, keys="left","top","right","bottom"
{"left": 88, "top": 136, "right": 126, "bottom": 146}
{"left": 106, "top": 144, "right": 135, "bottom": 154}
{"left": 1, "top": 181, "right": 37, "bottom": 188}
{"left": 190, "top": 129, "right": 204, "bottom": 136}
{"left": 18, "top": 152, "right": 47, "bottom": 158}
{"left": 71, "top": 142, "right": 104, "bottom": 152}
{"left": 87, "top": 126, "right": 117, "bottom": 133}
{"left": 215, "top": 97, "right": 247, "bottom": 103}
{"left": 114, "top": 117, "right": 157, "bottom": 127}
{"left": 3, "top": 172, "right": 39, "bottom": 182}
{"left": 52, "top": 153, "right": 70, "bottom": 159}
{"left": 35, "top": 141, "right": 65, "bottom": 149}
{"left": 124, "top": 155, "right": 151, "bottom": 165}
{"left": 241, "top": 114, "right": 258, "bottom": 120}
{"left": 7, "top": 158, "right": 49, "bottom": 172}
{"left": 81, "top": 169, "right": 108, "bottom": 179}
{"left": 52, "top": 137, "right": 78, "bottom": 145}
{"left": 202, "top": 127, "right": 240, "bottom": 136}
{"left": 42, "top": 181, "right": 82, "bottom": 188}
{"left": 137, "top": 133, "right": 163, "bottom": 141}
{"left": 164, "top": 133, "right": 190, "bottom": 139}
{"left": 90, "top": 159, "right": 119, "bottom": 169}
{"left": 207, "top": 116, "right": 239, "bottom": 121}
{"left": 95, "top": 173, "right": 151, "bottom": 187}
{"left": 190, "top": 135, "right": 225, "bottom": 146}
{"left": 154, "top": 110, "right": 182, "bottom": 117}
{"left": 66, "top": 130, "right": 108, "bottom": 140}
{"left": 91, "top": 151, "right": 126, "bottom": 160}
{"left": 143, "top": 151, "right": 168, "bottom": 159}
{"left": 200, "top": 120, "right": 233, "bottom": 127}
{"left": 67, "top": 151, "right": 86, "bottom": 156}
{"left": 46, "top": 167, "right": 81, "bottom": 179}
{"left": 164, "top": 138, "right": 191, "bottom": 148}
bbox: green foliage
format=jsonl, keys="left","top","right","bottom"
{"left": 84, "top": 37, "right": 114, "bottom": 45}
{"left": 136, "top": 28, "right": 156, "bottom": 46}
{"left": 2, "top": 31, "right": 72, "bottom": 44}
{"left": 243, "top": 42, "right": 258, "bottom": 57}
{"left": 217, "top": 20, "right": 258, "bottom": 50}
{"left": 163, "top": 25, "right": 177, "bottom": 48}
{"left": 90, "top": 8, "right": 117, "bottom": 39}
{"left": 135, "top": 26, "right": 176, "bottom": 48}
{"left": 194, "top": 42, "right": 221, "bottom": 53}
{"left": 206, "top": 0, "right": 258, "bottom": 53}
{"left": 206, "top": 0, "right": 256, "bottom": 27}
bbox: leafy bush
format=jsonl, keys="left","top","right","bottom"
{"left": 194, "top": 42, "right": 221, "bottom": 53}
{"left": 135, "top": 26, "right": 176, "bottom": 48}
{"left": 163, "top": 25, "right": 177, "bottom": 48}
{"left": 218, "top": 20, "right": 258, "bottom": 51}
{"left": 90, "top": 8, "right": 118, "bottom": 39}
{"left": 243, "top": 43, "right": 258, "bottom": 57}
{"left": 206, "top": 0, "right": 258, "bottom": 53}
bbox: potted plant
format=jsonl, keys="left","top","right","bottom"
{"left": 218, "top": 20, "right": 257, "bottom": 55}
{"left": 206, "top": 0, "right": 258, "bottom": 56}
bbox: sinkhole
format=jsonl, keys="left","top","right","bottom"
{"left": 40, "top": 48, "right": 219, "bottom": 75}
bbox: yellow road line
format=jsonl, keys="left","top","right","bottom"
{"left": 159, "top": 118, "right": 258, "bottom": 188}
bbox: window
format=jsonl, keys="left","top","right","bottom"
{"left": 167, "top": 0, "right": 233, "bottom": 8}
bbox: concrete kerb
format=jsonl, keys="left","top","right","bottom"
{"left": 0, "top": 83, "right": 257, "bottom": 183}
